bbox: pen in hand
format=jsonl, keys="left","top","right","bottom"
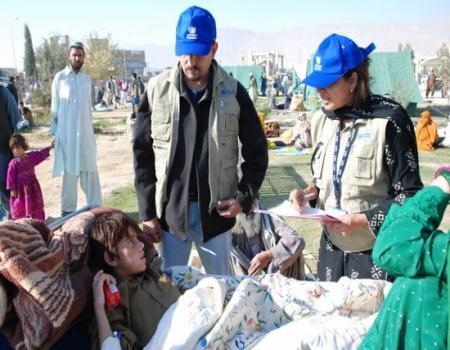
{"left": 298, "top": 192, "right": 316, "bottom": 201}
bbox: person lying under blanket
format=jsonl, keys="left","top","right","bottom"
{"left": 86, "top": 207, "right": 391, "bottom": 350}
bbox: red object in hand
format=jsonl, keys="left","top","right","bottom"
{"left": 103, "top": 281, "right": 121, "bottom": 310}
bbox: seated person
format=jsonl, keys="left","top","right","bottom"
{"left": 88, "top": 208, "right": 181, "bottom": 350}
{"left": 416, "top": 110, "right": 439, "bottom": 151}
{"left": 230, "top": 199, "right": 306, "bottom": 279}
{"left": 292, "top": 113, "right": 312, "bottom": 150}
{"left": 360, "top": 167, "right": 450, "bottom": 349}
{"left": 18, "top": 100, "right": 33, "bottom": 125}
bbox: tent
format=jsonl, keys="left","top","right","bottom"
{"left": 304, "top": 52, "right": 422, "bottom": 115}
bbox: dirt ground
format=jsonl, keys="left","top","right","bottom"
{"left": 30, "top": 108, "right": 134, "bottom": 220}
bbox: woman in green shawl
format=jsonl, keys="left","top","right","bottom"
{"left": 360, "top": 167, "right": 450, "bottom": 349}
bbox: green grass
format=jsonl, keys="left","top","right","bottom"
{"left": 33, "top": 109, "right": 51, "bottom": 127}
{"left": 93, "top": 118, "right": 126, "bottom": 135}
{"left": 104, "top": 186, "right": 139, "bottom": 222}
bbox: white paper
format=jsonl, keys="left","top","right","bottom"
{"left": 255, "top": 200, "right": 344, "bottom": 223}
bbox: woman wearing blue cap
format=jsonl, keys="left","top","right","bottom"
{"left": 290, "top": 34, "right": 423, "bottom": 282}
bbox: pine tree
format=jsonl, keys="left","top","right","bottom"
{"left": 24, "top": 24, "right": 36, "bottom": 78}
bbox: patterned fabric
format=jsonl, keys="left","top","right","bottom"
{"left": 6, "top": 148, "right": 50, "bottom": 220}
{"left": 360, "top": 185, "right": 450, "bottom": 349}
{"left": 166, "top": 266, "right": 390, "bottom": 350}
{"left": 0, "top": 215, "right": 92, "bottom": 350}
{"left": 317, "top": 233, "right": 390, "bottom": 282}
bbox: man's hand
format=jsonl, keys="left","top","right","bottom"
{"left": 216, "top": 199, "right": 242, "bottom": 218}
{"left": 325, "top": 213, "right": 369, "bottom": 237}
{"left": 143, "top": 218, "right": 163, "bottom": 243}
{"left": 248, "top": 250, "right": 273, "bottom": 275}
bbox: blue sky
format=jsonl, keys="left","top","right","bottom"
{"left": 1, "top": 0, "right": 449, "bottom": 69}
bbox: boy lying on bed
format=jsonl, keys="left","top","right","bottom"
{"left": 88, "top": 208, "right": 181, "bottom": 349}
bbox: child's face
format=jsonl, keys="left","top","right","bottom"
{"left": 11, "top": 146, "right": 25, "bottom": 158}
{"left": 113, "top": 227, "right": 147, "bottom": 280}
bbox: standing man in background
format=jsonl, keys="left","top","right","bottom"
{"left": 133, "top": 5, "right": 268, "bottom": 274}
{"left": 426, "top": 68, "right": 437, "bottom": 98}
{"left": 6, "top": 76, "right": 18, "bottom": 105}
{"left": 51, "top": 42, "right": 102, "bottom": 217}
{"left": 130, "top": 73, "right": 140, "bottom": 116}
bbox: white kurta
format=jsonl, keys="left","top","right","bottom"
{"left": 51, "top": 66, "right": 98, "bottom": 177}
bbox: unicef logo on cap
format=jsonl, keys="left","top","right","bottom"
{"left": 186, "top": 26, "right": 198, "bottom": 40}
{"left": 314, "top": 56, "right": 322, "bottom": 71}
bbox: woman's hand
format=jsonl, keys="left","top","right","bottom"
{"left": 10, "top": 190, "right": 17, "bottom": 197}
{"left": 289, "top": 184, "right": 318, "bottom": 210}
{"left": 92, "top": 270, "right": 116, "bottom": 310}
{"left": 431, "top": 175, "right": 450, "bottom": 194}
{"left": 325, "top": 213, "right": 369, "bottom": 237}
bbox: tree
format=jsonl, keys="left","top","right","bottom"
{"left": 23, "top": 24, "right": 36, "bottom": 78}
{"left": 35, "top": 36, "right": 67, "bottom": 82}
{"left": 31, "top": 35, "right": 68, "bottom": 107}
{"left": 84, "top": 33, "right": 121, "bottom": 81}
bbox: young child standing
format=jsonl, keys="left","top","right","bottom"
{"left": 6, "top": 134, "right": 53, "bottom": 220}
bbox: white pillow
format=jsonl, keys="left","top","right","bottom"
{"left": 144, "top": 277, "right": 226, "bottom": 350}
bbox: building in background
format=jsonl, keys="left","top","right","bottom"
{"left": 49, "top": 35, "right": 70, "bottom": 48}
{"left": 240, "top": 51, "right": 284, "bottom": 76}
{"left": 117, "top": 50, "right": 146, "bottom": 79}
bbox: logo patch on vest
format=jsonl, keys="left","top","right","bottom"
{"left": 220, "top": 88, "right": 233, "bottom": 96}
{"left": 357, "top": 132, "right": 373, "bottom": 141}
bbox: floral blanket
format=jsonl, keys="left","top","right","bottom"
{"left": 146, "top": 266, "right": 391, "bottom": 350}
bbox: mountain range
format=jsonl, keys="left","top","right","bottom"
{"left": 134, "top": 16, "right": 450, "bottom": 75}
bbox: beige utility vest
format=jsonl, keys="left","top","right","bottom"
{"left": 311, "top": 111, "right": 390, "bottom": 252}
{"left": 147, "top": 63, "right": 240, "bottom": 218}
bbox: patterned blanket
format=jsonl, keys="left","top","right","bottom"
{"left": 151, "top": 266, "right": 392, "bottom": 350}
{"left": 0, "top": 216, "right": 93, "bottom": 350}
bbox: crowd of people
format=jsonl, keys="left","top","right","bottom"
{"left": 94, "top": 73, "right": 146, "bottom": 112}
{"left": 0, "top": 5, "right": 448, "bottom": 350}
{"left": 422, "top": 67, "right": 449, "bottom": 99}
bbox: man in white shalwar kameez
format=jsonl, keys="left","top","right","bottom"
{"left": 50, "top": 42, "right": 102, "bottom": 216}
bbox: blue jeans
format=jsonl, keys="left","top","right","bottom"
{"left": 160, "top": 202, "right": 231, "bottom": 275}
{"left": 0, "top": 152, "right": 11, "bottom": 221}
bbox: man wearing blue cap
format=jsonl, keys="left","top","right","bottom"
{"left": 133, "top": 6, "right": 268, "bottom": 274}
{"left": 290, "top": 33, "right": 422, "bottom": 282}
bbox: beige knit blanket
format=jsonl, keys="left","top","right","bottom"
{"left": 0, "top": 215, "right": 92, "bottom": 350}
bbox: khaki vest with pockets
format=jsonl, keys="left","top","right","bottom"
{"left": 311, "top": 111, "right": 390, "bottom": 252}
{"left": 148, "top": 62, "right": 239, "bottom": 218}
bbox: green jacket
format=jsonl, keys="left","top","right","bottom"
{"left": 104, "top": 264, "right": 180, "bottom": 350}
{"left": 359, "top": 184, "right": 450, "bottom": 349}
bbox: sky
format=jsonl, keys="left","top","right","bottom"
{"left": 1, "top": 0, "right": 449, "bottom": 70}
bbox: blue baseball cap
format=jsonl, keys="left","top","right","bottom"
{"left": 302, "top": 33, "right": 376, "bottom": 89}
{"left": 175, "top": 6, "right": 216, "bottom": 56}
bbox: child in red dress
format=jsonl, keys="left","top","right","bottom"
{"left": 6, "top": 134, "right": 53, "bottom": 220}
